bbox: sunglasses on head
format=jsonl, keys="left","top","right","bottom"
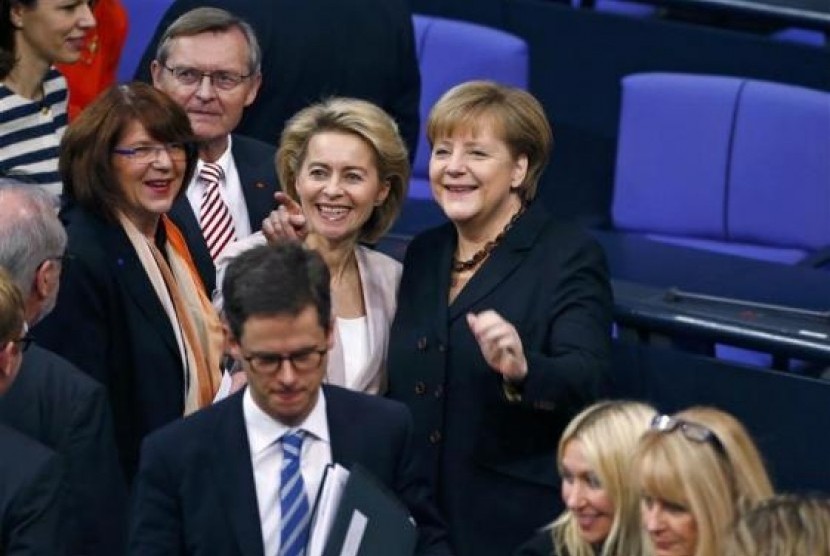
{"left": 650, "top": 414, "right": 726, "bottom": 455}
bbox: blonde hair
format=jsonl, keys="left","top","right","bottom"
{"left": 550, "top": 400, "right": 656, "bottom": 556}
{"left": 636, "top": 406, "right": 774, "bottom": 556}
{"left": 426, "top": 80, "right": 552, "bottom": 202}
{"left": 726, "top": 494, "right": 830, "bottom": 556}
{"left": 0, "top": 266, "right": 24, "bottom": 345}
{"left": 276, "top": 97, "right": 409, "bottom": 244}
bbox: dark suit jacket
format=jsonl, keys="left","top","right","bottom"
{"left": 34, "top": 205, "right": 189, "bottom": 482}
{"left": 136, "top": 0, "right": 420, "bottom": 159}
{"left": 387, "top": 202, "right": 613, "bottom": 556}
{"left": 168, "top": 134, "right": 278, "bottom": 295}
{"left": 0, "top": 345, "right": 127, "bottom": 556}
{"left": 513, "top": 530, "right": 558, "bottom": 556}
{"left": 128, "top": 385, "right": 452, "bottom": 556}
{"left": 0, "top": 423, "right": 64, "bottom": 555}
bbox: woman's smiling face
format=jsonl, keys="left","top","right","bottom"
{"left": 294, "top": 131, "right": 389, "bottom": 244}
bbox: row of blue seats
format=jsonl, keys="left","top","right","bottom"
{"left": 116, "top": 3, "right": 830, "bottom": 270}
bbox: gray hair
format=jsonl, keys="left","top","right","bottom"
{"left": 0, "top": 181, "right": 66, "bottom": 296}
{"left": 155, "top": 7, "right": 262, "bottom": 74}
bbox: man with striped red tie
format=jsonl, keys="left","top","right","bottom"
{"left": 151, "top": 7, "right": 279, "bottom": 297}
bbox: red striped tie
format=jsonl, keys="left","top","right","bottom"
{"left": 198, "top": 163, "right": 237, "bottom": 262}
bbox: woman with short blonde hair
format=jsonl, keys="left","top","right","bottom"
{"left": 388, "top": 80, "right": 612, "bottom": 556}
{"left": 217, "top": 97, "right": 409, "bottom": 395}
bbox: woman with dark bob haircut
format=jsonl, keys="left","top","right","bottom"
{"left": 35, "top": 82, "right": 224, "bottom": 481}
{"left": 386, "top": 80, "right": 613, "bottom": 556}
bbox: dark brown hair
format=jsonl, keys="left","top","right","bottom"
{"left": 0, "top": 0, "right": 36, "bottom": 78}
{"left": 59, "top": 82, "right": 197, "bottom": 222}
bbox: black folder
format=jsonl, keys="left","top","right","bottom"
{"left": 320, "top": 463, "right": 417, "bottom": 556}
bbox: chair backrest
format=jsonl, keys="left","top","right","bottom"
{"left": 613, "top": 73, "right": 741, "bottom": 238}
{"left": 410, "top": 15, "right": 529, "bottom": 199}
{"left": 612, "top": 72, "right": 830, "bottom": 264}
{"left": 729, "top": 79, "right": 830, "bottom": 252}
{"left": 117, "top": 0, "right": 175, "bottom": 82}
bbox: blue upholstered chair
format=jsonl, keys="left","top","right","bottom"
{"left": 612, "top": 72, "right": 830, "bottom": 266}
{"left": 612, "top": 72, "right": 830, "bottom": 368}
{"left": 117, "top": 0, "right": 174, "bottom": 82}
{"left": 410, "top": 15, "right": 529, "bottom": 201}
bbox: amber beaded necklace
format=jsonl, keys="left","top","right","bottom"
{"left": 451, "top": 204, "right": 526, "bottom": 273}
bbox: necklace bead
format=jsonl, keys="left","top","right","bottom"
{"left": 452, "top": 205, "right": 526, "bottom": 273}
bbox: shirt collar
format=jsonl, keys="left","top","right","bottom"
{"left": 197, "top": 136, "right": 233, "bottom": 181}
{"left": 243, "top": 385, "right": 329, "bottom": 457}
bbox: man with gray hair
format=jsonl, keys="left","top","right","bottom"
{"left": 0, "top": 267, "right": 65, "bottom": 555}
{"left": 1, "top": 180, "right": 128, "bottom": 556}
{"left": 151, "top": 7, "right": 279, "bottom": 297}
{"left": 0, "top": 184, "right": 65, "bottom": 325}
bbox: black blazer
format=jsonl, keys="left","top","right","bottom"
{"left": 0, "top": 344, "right": 127, "bottom": 556}
{"left": 34, "top": 205, "right": 188, "bottom": 482}
{"left": 513, "top": 530, "right": 558, "bottom": 556}
{"left": 387, "top": 202, "right": 613, "bottom": 556}
{"left": 136, "top": 0, "right": 420, "bottom": 158}
{"left": 0, "top": 423, "right": 64, "bottom": 555}
{"left": 128, "top": 385, "right": 452, "bottom": 556}
{"left": 168, "top": 134, "right": 278, "bottom": 295}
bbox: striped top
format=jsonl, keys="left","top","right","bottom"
{"left": 0, "top": 68, "right": 68, "bottom": 197}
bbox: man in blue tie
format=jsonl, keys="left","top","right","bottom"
{"left": 128, "top": 241, "right": 452, "bottom": 556}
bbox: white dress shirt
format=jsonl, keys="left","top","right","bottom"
{"left": 243, "top": 386, "right": 332, "bottom": 556}
{"left": 186, "top": 136, "right": 252, "bottom": 238}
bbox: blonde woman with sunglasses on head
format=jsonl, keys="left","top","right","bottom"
{"left": 635, "top": 407, "right": 774, "bottom": 556}
{"left": 515, "top": 400, "right": 656, "bottom": 556}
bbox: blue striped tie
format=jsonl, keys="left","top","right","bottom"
{"left": 279, "top": 430, "right": 310, "bottom": 556}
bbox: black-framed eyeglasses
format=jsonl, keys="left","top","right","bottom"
{"left": 241, "top": 346, "right": 328, "bottom": 375}
{"left": 12, "top": 335, "right": 34, "bottom": 353}
{"left": 113, "top": 143, "right": 189, "bottom": 164}
{"left": 10, "top": 322, "right": 33, "bottom": 353}
{"left": 37, "top": 251, "right": 73, "bottom": 271}
{"left": 161, "top": 64, "right": 252, "bottom": 91}
{"left": 650, "top": 414, "right": 726, "bottom": 455}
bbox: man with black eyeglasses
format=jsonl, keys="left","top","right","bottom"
{"left": 0, "top": 266, "right": 65, "bottom": 555}
{"left": 149, "top": 7, "right": 279, "bottom": 297}
{"left": 0, "top": 181, "right": 128, "bottom": 556}
{"left": 130, "top": 241, "right": 452, "bottom": 556}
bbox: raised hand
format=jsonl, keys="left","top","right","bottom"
{"left": 262, "top": 191, "right": 309, "bottom": 242}
{"left": 466, "top": 310, "right": 528, "bottom": 382}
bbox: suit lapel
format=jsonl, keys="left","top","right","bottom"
{"left": 96, "top": 216, "right": 181, "bottom": 357}
{"left": 169, "top": 197, "right": 215, "bottom": 295}
{"left": 212, "top": 392, "right": 265, "bottom": 556}
{"left": 347, "top": 248, "right": 383, "bottom": 392}
{"left": 324, "top": 387, "right": 355, "bottom": 466}
{"left": 232, "top": 137, "right": 277, "bottom": 229}
{"left": 419, "top": 227, "right": 455, "bottom": 346}
{"left": 448, "top": 203, "right": 549, "bottom": 321}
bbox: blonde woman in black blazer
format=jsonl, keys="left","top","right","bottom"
{"left": 387, "top": 81, "right": 613, "bottom": 556}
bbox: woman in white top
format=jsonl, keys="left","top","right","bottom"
{"left": 217, "top": 97, "right": 409, "bottom": 394}
{"left": 0, "top": 0, "right": 95, "bottom": 195}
